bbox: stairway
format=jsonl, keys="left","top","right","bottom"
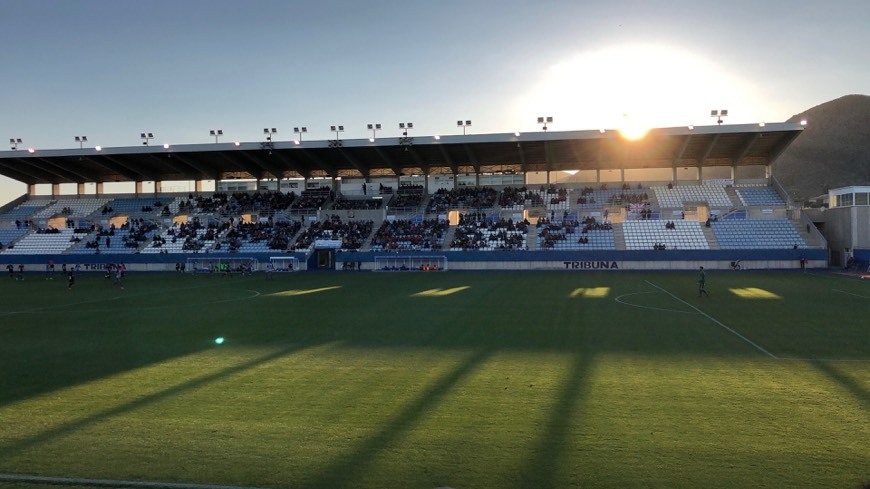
{"left": 612, "top": 223, "right": 626, "bottom": 250}
{"left": 701, "top": 224, "right": 719, "bottom": 249}
{"left": 724, "top": 186, "right": 743, "bottom": 207}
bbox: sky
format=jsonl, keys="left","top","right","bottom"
{"left": 1, "top": 0, "right": 869, "bottom": 206}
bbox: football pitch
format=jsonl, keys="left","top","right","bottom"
{"left": 0, "top": 269, "right": 866, "bottom": 489}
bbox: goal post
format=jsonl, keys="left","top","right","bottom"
{"left": 185, "top": 257, "right": 259, "bottom": 274}
{"left": 269, "top": 256, "right": 300, "bottom": 272}
{"left": 374, "top": 255, "right": 448, "bottom": 271}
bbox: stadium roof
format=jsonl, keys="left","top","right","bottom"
{"left": 0, "top": 122, "right": 804, "bottom": 185}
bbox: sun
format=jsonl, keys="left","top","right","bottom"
{"left": 513, "top": 43, "right": 758, "bottom": 132}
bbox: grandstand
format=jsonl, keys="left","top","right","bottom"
{"left": 0, "top": 121, "right": 831, "bottom": 270}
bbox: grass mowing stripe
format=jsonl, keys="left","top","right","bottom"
{"left": 0, "top": 473, "right": 268, "bottom": 489}
{"left": 644, "top": 280, "right": 779, "bottom": 360}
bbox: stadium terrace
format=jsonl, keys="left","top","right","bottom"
{"left": 0, "top": 122, "right": 828, "bottom": 272}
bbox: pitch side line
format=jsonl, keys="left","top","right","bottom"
{"left": 614, "top": 292, "right": 700, "bottom": 315}
{"left": 0, "top": 473, "right": 269, "bottom": 489}
{"left": 832, "top": 289, "right": 870, "bottom": 299}
{"left": 644, "top": 280, "right": 779, "bottom": 360}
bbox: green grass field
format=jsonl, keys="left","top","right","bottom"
{"left": 0, "top": 269, "right": 867, "bottom": 489}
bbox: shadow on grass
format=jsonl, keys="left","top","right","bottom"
{"left": 518, "top": 352, "right": 592, "bottom": 489}
{"left": 0, "top": 344, "right": 309, "bottom": 461}
{"left": 301, "top": 348, "right": 493, "bottom": 489}
{"left": 811, "top": 360, "right": 869, "bottom": 408}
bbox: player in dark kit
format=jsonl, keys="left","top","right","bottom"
{"left": 698, "top": 266, "right": 709, "bottom": 298}
{"left": 67, "top": 269, "right": 75, "bottom": 290}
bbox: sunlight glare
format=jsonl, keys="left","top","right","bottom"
{"left": 513, "top": 44, "right": 760, "bottom": 131}
{"left": 570, "top": 287, "right": 610, "bottom": 298}
{"left": 268, "top": 286, "right": 343, "bottom": 297}
{"left": 413, "top": 286, "right": 471, "bottom": 297}
{"left": 729, "top": 288, "right": 782, "bottom": 299}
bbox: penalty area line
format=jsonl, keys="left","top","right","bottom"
{"left": 644, "top": 280, "right": 779, "bottom": 360}
{"left": 0, "top": 473, "right": 269, "bottom": 489}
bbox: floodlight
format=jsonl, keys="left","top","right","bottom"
{"left": 538, "top": 116, "right": 553, "bottom": 131}
{"left": 367, "top": 124, "right": 373, "bottom": 130}
{"left": 263, "top": 128, "right": 269, "bottom": 133}
{"left": 163, "top": 143, "right": 170, "bottom": 149}
{"left": 338, "top": 125, "right": 344, "bottom": 131}
{"left": 759, "top": 122, "right": 765, "bottom": 127}
{"left": 375, "top": 124, "right": 381, "bottom": 130}
{"left": 434, "top": 135, "right": 441, "bottom": 140}
{"left": 515, "top": 131, "right": 521, "bottom": 137}
{"left": 330, "top": 125, "right": 337, "bottom": 131}
{"left": 141, "top": 133, "right": 146, "bottom": 138}
{"left": 210, "top": 130, "right": 216, "bottom": 135}
{"left": 399, "top": 123, "right": 406, "bottom": 129}
{"left": 95, "top": 145, "right": 102, "bottom": 151}
{"left": 720, "top": 110, "right": 728, "bottom": 117}
{"left": 537, "top": 117, "right": 544, "bottom": 123}
{"left": 28, "top": 148, "right": 35, "bottom": 153}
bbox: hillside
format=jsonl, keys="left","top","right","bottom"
{"left": 773, "top": 94, "right": 870, "bottom": 202}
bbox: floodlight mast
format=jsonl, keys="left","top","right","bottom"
{"left": 140, "top": 132, "right": 154, "bottom": 146}
{"left": 457, "top": 119, "right": 472, "bottom": 135}
{"left": 537, "top": 116, "right": 553, "bottom": 131}
{"left": 331, "top": 125, "right": 345, "bottom": 140}
{"left": 209, "top": 129, "right": 224, "bottom": 143}
{"left": 263, "top": 127, "right": 277, "bottom": 142}
{"left": 399, "top": 122, "right": 413, "bottom": 136}
{"left": 10, "top": 138, "right": 22, "bottom": 150}
{"left": 293, "top": 126, "right": 308, "bottom": 142}
{"left": 74, "top": 136, "right": 88, "bottom": 149}
{"left": 367, "top": 123, "right": 381, "bottom": 141}
{"left": 711, "top": 109, "right": 728, "bottom": 125}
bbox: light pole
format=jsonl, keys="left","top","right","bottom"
{"left": 711, "top": 109, "right": 728, "bottom": 125}
{"left": 141, "top": 132, "right": 154, "bottom": 146}
{"left": 367, "top": 123, "right": 381, "bottom": 141}
{"left": 537, "top": 116, "right": 553, "bottom": 131}
{"left": 10, "top": 138, "right": 22, "bottom": 150}
{"left": 294, "top": 126, "right": 308, "bottom": 143}
{"left": 263, "top": 127, "right": 277, "bottom": 141}
{"left": 209, "top": 129, "right": 223, "bottom": 143}
{"left": 399, "top": 122, "right": 413, "bottom": 136}
{"left": 457, "top": 120, "right": 472, "bottom": 135}
{"left": 74, "top": 136, "right": 88, "bottom": 149}
{"left": 330, "top": 125, "right": 345, "bottom": 140}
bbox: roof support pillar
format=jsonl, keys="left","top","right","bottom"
{"left": 29, "top": 184, "right": 38, "bottom": 196}
{"left": 195, "top": 180, "right": 203, "bottom": 193}
{"left": 672, "top": 166, "right": 677, "bottom": 184}
{"left": 698, "top": 166, "right": 704, "bottom": 184}
{"left": 96, "top": 182, "right": 104, "bottom": 195}
{"left": 135, "top": 181, "right": 145, "bottom": 195}
{"left": 51, "top": 183, "right": 61, "bottom": 197}
{"left": 77, "top": 183, "right": 87, "bottom": 196}
{"left": 155, "top": 181, "right": 163, "bottom": 194}
{"left": 730, "top": 165, "right": 736, "bottom": 182}
{"left": 596, "top": 169, "right": 600, "bottom": 184}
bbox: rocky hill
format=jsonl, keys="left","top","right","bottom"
{"left": 772, "top": 94, "right": 870, "bottom": 202}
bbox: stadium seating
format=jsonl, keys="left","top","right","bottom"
{"left": 32, "top": 198, "right": 110, "bottom": 219}
{"left": 1, "top": 228, "right": 88, "bottom": 255}
{"left": 652, "top": 184, "right": 732, "bottom": 208}
{"left": 735, "top": 187, "right": 786, "bottom": 206}
{"left": 712, "top": 219, "right": 807, "bottom": 249}
{"left": 622, "top": 219, "right": 709, "bottom": 250}
{"left": 1, "top": 199, "right": 52, "bottom": 220}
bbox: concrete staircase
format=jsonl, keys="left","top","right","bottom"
{"left": 612, "top": 223, "right": 626, "bottom": 250}
{"left": 701, "top": 224, "right": 720, "bottom": 249}
{"left": 724, "top": 186, "right": 743, "bottom": 207}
